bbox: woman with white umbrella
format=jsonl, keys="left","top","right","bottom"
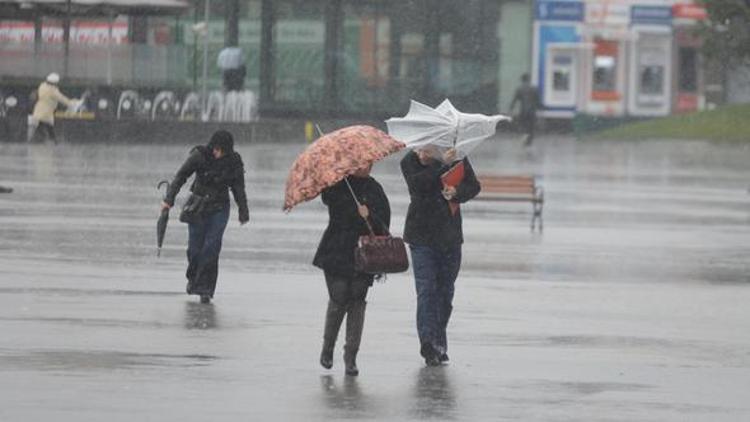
{"left": 388, "top": 99, "right": 508, "bottom": 366}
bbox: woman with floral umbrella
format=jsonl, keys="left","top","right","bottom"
{"left": 284, "top": 125, "right": 404, "bottom": 376}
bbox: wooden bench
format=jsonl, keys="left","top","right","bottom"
{"left": 474, "top": 175, "right": 544, "bottom": 232}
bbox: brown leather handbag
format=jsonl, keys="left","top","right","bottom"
{"left": 343, "top": 177, "right": 409, "bottom": 275}
{"left": 354, "top": 231, "right": 409, "bottom": 274}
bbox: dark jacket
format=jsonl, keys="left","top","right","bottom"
{"left": 313, "top": 177, "right": 391, "bottom": 277}
{"left": 401, "top": 151, "right": 480, "bottom": 249}
{"left": 165, "top": 145, "right": 249, "bottom": 222}
{"left": 511, "top": 84, "right": 540, "bottom": 116}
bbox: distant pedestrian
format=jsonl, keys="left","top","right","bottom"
{"left": 509, "top": 73, "right": 540, "bottom": 146}
{"left": 217, "top": 47, "right": 246, "bottom": 92}
{"left": 314, "top": 165, "right": 391, "bottom": 376}
{"left": 401, "top": 146, "right": 480, "bottom": 366}
{"left": 30, "top": 73, "right": 77, "bottom": 143}
{"left": 161, "top": 130, "right": 249, "bottom": 304}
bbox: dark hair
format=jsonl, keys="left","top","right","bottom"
{"left": 207, "top": 130, "right": 234, "bottom": 154}
{"left": 521, "top": 73, "right": 530, "bottom": 83}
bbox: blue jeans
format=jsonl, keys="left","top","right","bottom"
{"left": 410, "top": 244, "right": 462, "bottom": 356}
{"left": 186, "top": 206, "right": 229, "bottom": 298}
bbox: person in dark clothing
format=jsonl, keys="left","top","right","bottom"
{"left": 223, "top": 64, "right": 247, "bottom": 92}
{"left": 313, "top": 165, "right": 391, "bottom": 376}
{"left": 161, "top": 130, "right": 249, "bottom": 304}
{"left": 509, "top": 73, "right": 540, "bottom": 146}
{"left": 401, "top": 146, "right": 480, "bottom": 366}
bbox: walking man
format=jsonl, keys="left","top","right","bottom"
{"left": 509, "top": 73, "right": 540, "bottom": 146}
{"left": 401, "top": 146, "right": 481, "bottom": 366}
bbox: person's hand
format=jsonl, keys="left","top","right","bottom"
{"left": 442, "top": 148, "right": 457, "bottom": 163}
{"left": 442, "top": 186, "right": 457, "bottom": 201}
{"left": 160, "top": 201, "right": 171, "bottom": 211}
{"left": 358, "top": 204, "right": 370, "bottom": 219}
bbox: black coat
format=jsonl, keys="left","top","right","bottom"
{"left": 400, "top": 151, "right": 480, "bottom": 250}
{"left": 313, "top": 176, "right": 391, "bottom": 277}
{"left": 165, "top": 146, "right": 249, "bottom": 222}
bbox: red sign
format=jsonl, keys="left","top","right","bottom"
{"left": 672, "top": 3, "right": 707, "bottom": 21}
{"left": 676, "top": 94, "right": 699, "bottom": 113}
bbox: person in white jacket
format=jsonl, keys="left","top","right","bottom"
{"left": 30, "top": 73, "right": 76, "bottom": 143}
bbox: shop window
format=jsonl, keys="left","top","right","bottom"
{"left": 592, "top": 40, "right": 618, "bottom": 100}
{"left": 678, "top": 47, "right": 698, "bottom": 93}
{"left": 593, "top": 55, "right": 615, "bottom": 92}
{"left": 270, "top": 0, "right": 326, "bottom": 107}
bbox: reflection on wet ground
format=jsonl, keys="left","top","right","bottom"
{"left": 184, "top": 302, "right": 219, "bottom": 330}
{"left": 411, "top": 367, "right": 457, "bottom": 420}
{"left": 0, "top": 136, "right": 749, "bottom": 420}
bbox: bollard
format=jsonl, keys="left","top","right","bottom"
{"left": 304, "top": 121, "right": 314, "bottom": 143}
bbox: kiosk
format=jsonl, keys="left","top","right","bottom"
{"left": 671, "top": 2, "right": 706, "bottom": 113}
{"left": 532, "top": 0, "right": 585, "bottom": 118}
{"left": 628, "top": 5, "right": 673, "bottom": 117}
{"left": 582, "top": 1, "right": 629, "bottom": 117}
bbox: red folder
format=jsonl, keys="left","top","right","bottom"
{"left": 440, "top": 161, "right": 464, "bottom": 216}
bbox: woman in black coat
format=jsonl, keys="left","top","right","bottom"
{"left": 161, "top": 130, "right": 249, "bottom": 304}
{"left": 313, "top": 164, "right": 390, "bottom": 376}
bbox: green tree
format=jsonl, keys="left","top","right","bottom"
{"left": 699, "top": 0, "right": 750, "bottom": 64}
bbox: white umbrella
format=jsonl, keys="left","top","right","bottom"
{"left": 217, "top": 47, "right": 245, "bottom": 70}
{"left": 386, "top": 99, "right": 510, "bottom": 159}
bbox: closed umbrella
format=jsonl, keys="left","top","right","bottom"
{"left": 386, "top": 99, "right": 510, "bottom": 160}
{"left": 156, "top": 180, "right": 170, "bottom": 257}
{"left": 283, "top": 125, "right": 404, "bottom": 211}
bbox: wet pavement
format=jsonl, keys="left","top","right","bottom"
{"left": 0, "top": 135, "right": 749, "bottom": 421}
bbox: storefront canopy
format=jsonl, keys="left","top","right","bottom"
{"left": 0, "top": 0, "right": 188, "bottom": 18}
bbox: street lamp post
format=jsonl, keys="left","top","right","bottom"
{"left": 201, "top": 0, "right": 211, "bottom": 117}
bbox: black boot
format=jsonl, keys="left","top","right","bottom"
{"left": 344, "top": 300, "right": 366, "bottom": 376}
{"left": 320, "top": 300, "right": 346, "bottom": 369}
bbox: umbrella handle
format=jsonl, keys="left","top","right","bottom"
{"left": 344, "top": 177, "right": 376, "bottom": 236}
{"left": 157, "top": 180, "right": 170, "bottom": 200}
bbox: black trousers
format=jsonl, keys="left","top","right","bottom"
{"left": 32, "top": 122, "right": 56, "bottom": 143}
{"left": 324, "top": 271, "right": 371, "bottom": 306}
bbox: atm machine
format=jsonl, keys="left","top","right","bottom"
{"left": 543, "top": 44, "right": 580, "bottom": 112}
{"left": 628, "top": 29, "right": 672, "bottom": 116}
{"left": 628, "top": 5, "right": 673, "bottom": 117}
{"left": 532, "top": 0, "right": 585, "bottom": 118}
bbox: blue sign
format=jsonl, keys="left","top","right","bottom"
{"left": 631, "top": 6, "right": 672, "bottom": 25}
{"left": 536, "top": 1, "right": 585, "bottom": 22}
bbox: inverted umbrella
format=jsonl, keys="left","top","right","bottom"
{"left": 386, "top": 99, "right": 510, "bottom": 159}
{"left": 283, "top": 125, "right": 405, "bottom": 211}
{"left": 156, "top": 180, "right": 170, "bottom": 257}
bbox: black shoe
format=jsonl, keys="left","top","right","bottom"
{"left": 421, "top": 343, "right": 441, "bottom": 367}
{"left": 199, "top": 295, "right": 211, "bottom": 304}
{"left": 344, "top": 353, "right": 359, "bottom": 376}
{"left": 439, "top": 353, "right": 449, "bottom": 363}
{"left": 425, "top": 354, "right": 441, "bottom": 367}
{"left": 320, "top": 350, "right": 333, "bottom": 370}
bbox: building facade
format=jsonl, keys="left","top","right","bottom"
{"left": 0, "top": 0, "right": 539, "bottom": 118}
{"left": 532, "top": 0, "right": 707, "bottom": 119}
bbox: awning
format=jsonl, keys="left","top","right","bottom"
{"left": 0, "top": 0, "right": 189, "bottom": 18}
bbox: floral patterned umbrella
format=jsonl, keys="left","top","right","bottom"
{"left": 283, "top": 125, "right": 405, "bottom": 211}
